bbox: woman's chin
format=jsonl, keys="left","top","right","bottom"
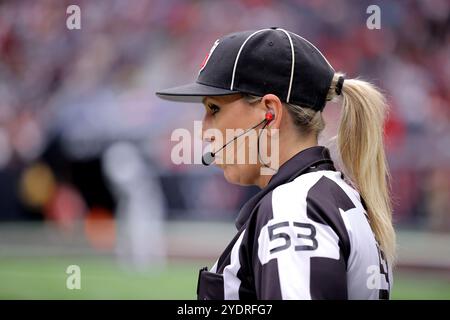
{"left": 222, "top": 165, "right": 253, "bottom": 186}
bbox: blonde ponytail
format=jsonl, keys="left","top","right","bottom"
{"left": 331, "top": 73, "right": 396, "bottom": 264}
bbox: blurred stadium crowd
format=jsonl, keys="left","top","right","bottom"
{"left": 0, "top": 0, "right": 449, "bottom": 246}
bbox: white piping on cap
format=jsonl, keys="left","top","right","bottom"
{"left": 291, "top": 32, "right": 335, "bottom": 71}
{"left": 230, "top": 28, "right": 334, "bottom": 103}
{"left": 230, "top": 28, "right": 272, "bottom": 91}
{"left": 275, "top": 28, "right": 295, "bottom": 103}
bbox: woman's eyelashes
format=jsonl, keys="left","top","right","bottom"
{"left": 208, "top": 103, "right": 220, "bottom": 115}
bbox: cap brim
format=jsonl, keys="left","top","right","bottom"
{"left": 155, "top": 82, "right": 239, "bottom": 103}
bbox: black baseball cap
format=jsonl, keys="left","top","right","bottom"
{"left": 156, "top": 27, "right": 335, "bottom": 111}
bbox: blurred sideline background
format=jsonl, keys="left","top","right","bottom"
{"left": 0, "top": 0, "right": 449, "bottom": 299}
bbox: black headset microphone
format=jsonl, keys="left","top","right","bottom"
{"left": 201, "top": 111, "right": 275, "bottom": 166}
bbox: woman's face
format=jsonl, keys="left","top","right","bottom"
{"left": 201, "top": 94, "right": 270, "bottom": 186}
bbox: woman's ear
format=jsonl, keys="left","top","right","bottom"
{"left": 261, "top": 94, "right": 283, "bottom": 130}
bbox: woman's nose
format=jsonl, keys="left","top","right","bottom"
{"left": 200, "top": 116, "right": 215, "bottom": 143}
{"left": 201, "top": 129, "right": 215, "bottom": 143}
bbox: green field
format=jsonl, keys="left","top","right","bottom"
{"left": 0, "top": 256, "right": 449, "bottom": 299}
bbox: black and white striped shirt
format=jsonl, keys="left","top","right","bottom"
{"left": 197, "top": 146, "right": 392, "bottom": 300}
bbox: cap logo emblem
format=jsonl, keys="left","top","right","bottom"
{"left": 199, "top": 39, "right": 220, "bottom": 75}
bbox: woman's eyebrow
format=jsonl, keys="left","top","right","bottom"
{"left": 202, "top": 97, "right": 220, "bottom": 107}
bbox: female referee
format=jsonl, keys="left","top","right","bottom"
{"left": 156, "top": 28, "right": 395, "bottom": 300}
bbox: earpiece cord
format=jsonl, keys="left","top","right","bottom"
{"left": 212, "top": 118, "right": 268, "bottom": 156}
{"left": 257, "top": 120, "right": 275, "bottom": 170}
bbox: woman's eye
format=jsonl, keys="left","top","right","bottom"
{"left": 208, "top": 104, "right": 220, "bottom": 115}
